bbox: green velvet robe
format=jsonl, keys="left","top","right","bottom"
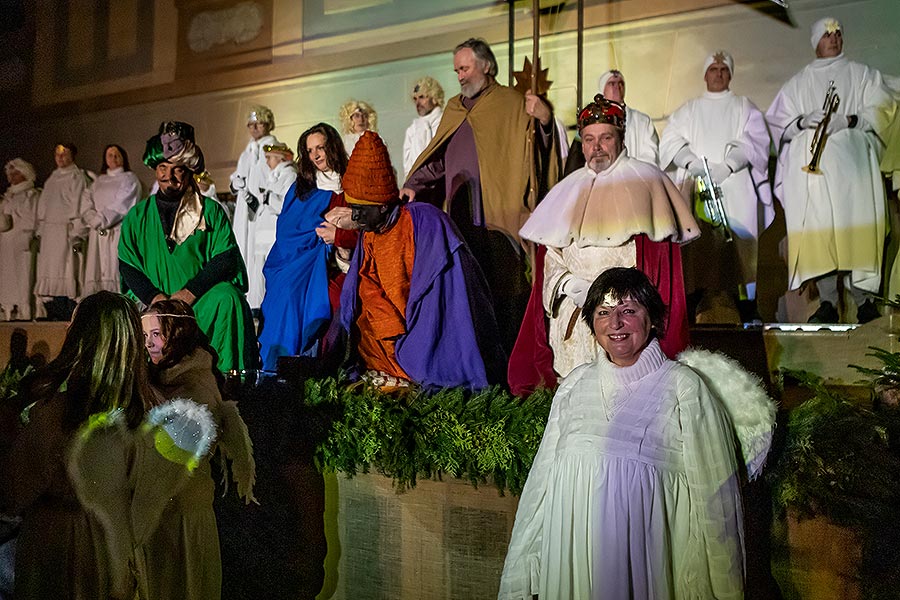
{"left": 119, "top": 194, "right": 257, "bottom": 372}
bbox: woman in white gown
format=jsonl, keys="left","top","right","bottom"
{"left": 498, "top": 267, "right": 749, "bottom": 600}
{"left": 79, "top": 144, "right": 142, "bottom": 295}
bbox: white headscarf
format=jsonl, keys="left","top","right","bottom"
{"left": 4, "top": 158, "right": 36, "bottom": 183}
{"left": 703, "top": 51, "right": 734, "bottom": 77}
{"left": 597, "top": 70, "right": 623, "bottom": 96}
{"left": 810, "top": 17, "right": 842, "bottom": 49}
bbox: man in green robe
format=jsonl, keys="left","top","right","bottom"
{"left": 119, "top": 121, "right": 258, "bottom": 372}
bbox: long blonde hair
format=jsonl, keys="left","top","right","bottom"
{"left": 30, "top": 291, "right": 154, "bottom": 430}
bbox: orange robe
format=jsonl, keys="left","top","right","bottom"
{"left": 355, "top": 209, "right": 416, "bottom": 378}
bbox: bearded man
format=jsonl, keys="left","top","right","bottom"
{"left": 401, "top": 38, "right": 560, "bottom": 354}
{"left": 509, "top": 95, "right": 699, "bottom": 392}
{"left": 767, "top": 18, "right": 894, "bottom": 324}
{"left": 119, "top": 121, "right": 257, "bottom": 372}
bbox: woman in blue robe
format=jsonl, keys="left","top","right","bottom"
{"left": 258, "top": 123, "right": 356, "bottom": 371}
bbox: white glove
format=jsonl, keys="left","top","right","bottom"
{"left": 686, "top": 162, "right": 706, "bottom": 179}
{"left": 673, "top": 147, "right": 700, "bottom": 172}
{"left": 230, "top": 174, "right": 246, "bottom": 193}
{"left": 561, "top": 276, "right": 591, "bottom": 308}
{"left": 708, "top": 161, "right": 732, "bottom": 184}
{"left": 724, "top": 147, "right": 749, "bottom": 174}
{"left": 799, "top": 109, "right": 826, "bottom": 129}
{"left": 826, "top": 114, "right": 850, "bottom": 135}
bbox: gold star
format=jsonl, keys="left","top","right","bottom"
{"left": 513, "top": 57, "right": 553, "bottom": 95}
{"left": 713, "top": 51, "right": 728, "bottom": 64}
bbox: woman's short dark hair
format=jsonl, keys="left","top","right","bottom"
{"left": 100, "top": 144, "right": 131, "bottom": 174}
{"left": 454, "top": 38, "right": 499, "bottom": 78}
{"left": 296, "top": 123, "right": 348, "bottom": 187}
{"left": 581, "top": 267, "right": 667, "bottom": 336}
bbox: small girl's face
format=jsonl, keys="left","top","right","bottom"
{"left": 266, "top": 152, "right": 287, "bottom": 170}
{"left": 142, "top": 314, "right": 166, "bottom": 364}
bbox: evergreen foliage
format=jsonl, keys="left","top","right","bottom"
{"left": 302, "top": 377, "right": 554, "bottom": 495}
{"left": 768, "top": 368, "right": 900, "bottom": 599}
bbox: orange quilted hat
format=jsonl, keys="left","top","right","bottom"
{"left": 343, "top": 131, "right": 399, "bottom": 205}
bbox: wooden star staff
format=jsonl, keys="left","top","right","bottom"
{"left": 512, "top": 0, "right": 553, "bottom": 211}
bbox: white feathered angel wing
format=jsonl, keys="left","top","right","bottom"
{"left": 678, "top": 348, "right": 778, "bottom": 481}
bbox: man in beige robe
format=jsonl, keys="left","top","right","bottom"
{"left": 400, "top": 38, "right": 560, "bottom": 353}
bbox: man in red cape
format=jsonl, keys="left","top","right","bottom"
{"left": 508, "top": 95, "right": 699, "bottom": 395}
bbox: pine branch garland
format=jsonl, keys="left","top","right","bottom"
{"left": 303, "top": 377, "right": 554, "bottom": 495}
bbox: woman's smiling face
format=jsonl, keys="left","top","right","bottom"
{"left": 592, "top": 295, "right": 652, "bottom": 367}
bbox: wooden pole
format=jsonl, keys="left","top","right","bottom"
{"left": 577, "top": 0, "right": 584, "bottom": 109}
{"left": 508, "top": 0, "right": 515, "bottom": 86}
{"left": 531, "top": 0, "right": 539, "bottom": 95}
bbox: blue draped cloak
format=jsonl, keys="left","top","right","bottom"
{"left": 259, "top": 183, "right": 333, "bottom": 371}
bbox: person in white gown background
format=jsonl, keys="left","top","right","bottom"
{"left": 250, "top": 142, "right": 297, "bottom": 308}
{"left": 230, "top": 105, "right": 278, "bottom": 310}
{"left": 660, "top": 51, "right": 773, "bottom": 323}
{"left": 339, "top": 100, "right": 377, "bottom": 157}
{"left": 0, "top": 159, "right": 40, "bottom": 320}
{"left": 402, "top": 77, "right": 444, "bottom": 180}
{"left": 34, "top": 143, "right": 94, "bottom": 320}
{"left": 78, "top": 144, "right": 142, "bottom": 295}
{"left": 766, "top": 17, "right": 895, "bottom": 324}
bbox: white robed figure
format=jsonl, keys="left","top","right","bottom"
{"left": 78, "top": 145, "right": 142, "bottom": 296}
{"left": 253, "top": 143, "right": 298, "bottom": 305}
{"left": 35, "top": 144, "right": 93, "bottom": 303}
{"left": 660, "top": 51, "right": 773, "bottom": 314}
{"left": 766, "top": 17, "right": 894, "bottom": 323}
{"left": 230, "top": 105, "right": 278, "bottom": 309}
{"left": 0, "top": 159, "right": 40, "bottom": 320}
{"left": 402, "top": 77, "right": 445, "bottom": 179}
{"left": 597, "top": 70, "right": 659, "bottom": 166}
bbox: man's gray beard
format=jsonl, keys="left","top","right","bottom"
{"left": 588, "top": 157, "right": 612, "bottom": 173}
{"left": 460, "top": 79, "right": 487, "bottom": 99}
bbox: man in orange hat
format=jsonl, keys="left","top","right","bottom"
{"left": 340, "top": 131, "right": 505, "bottom": 390}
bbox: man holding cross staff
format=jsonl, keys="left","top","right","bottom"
{"left": 401, "top": 37, "right": 560, "bottom": 356}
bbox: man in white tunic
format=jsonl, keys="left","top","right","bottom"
{"left": 230, "top": 105, "right": 278, "bottom": 310}
{"left": 0, "top": 160, "right": 40, "bottom": 320}
{"left": 34, "top": 143, "right": 94, "bottom": 320}
{"left": 767, "top": 18, "right": 894, "bottom": 324}
{"left": 77, "top": 144, "right": 142, "bottom": 296}
{"left": 599, "top": 70, "right": 659, "bottom": 165}
{"left": 660, "top": 51, "right": 773, "bottom": 323}
{"left": 402, "top": 76, "right": 444, "bottom": 179}
{"left": 517, "top": 95, "right": 699, "bottom": 378}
